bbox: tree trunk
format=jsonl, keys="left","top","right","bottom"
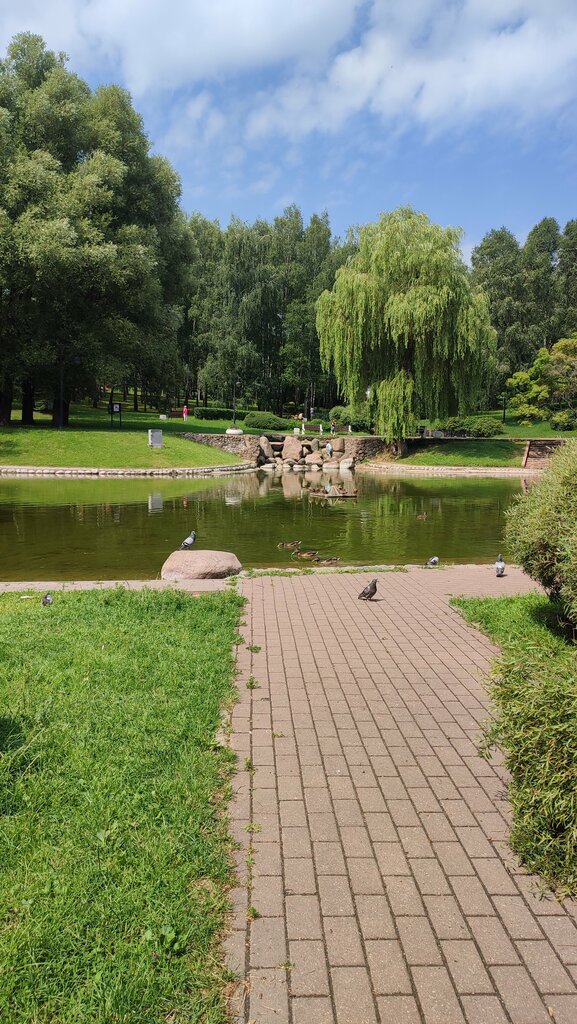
{"left": 0, "top": 376, "right": 13, "bottom": 426}
{"left": 133, "top": 378, "right": 139, "bottom": 412}
{"left": 21, "top": 378, "right": 35, "bottom": 425}
{"left": 52, "top": 395, "right": 70, "bottom": 428}
{"left": 122, "top": 381, "right": 128, "bottom": 401}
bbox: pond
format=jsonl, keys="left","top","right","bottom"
{"left": 0, "top": 470, "right": 524, "bottom": 581}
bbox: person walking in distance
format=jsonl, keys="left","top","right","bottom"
{"left": 183, "top": 404, "right": 188, "bottom": 422}
{"left": 331, "top": 418, "right": 336, "bottom": 435}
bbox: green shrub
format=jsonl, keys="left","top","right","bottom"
{"left": 243, "top": 411, "right": 289, "bottom": 431}
{"left": 436, "top": 415, "right": 502, "bottom": 437}
{"left": 506, "top": 440, "right": 577, "bottom": 623}
{"left": 550, "top": 410, "right": 577, "bottom": 431}
{"left": 329, "top": 405, "right": 347, "bottom": 422}
{"left": 193, "top": 407, "right": 246, "bottom": 421}
{"left": 454, "top": 594, "right": 577, "bottom": 894}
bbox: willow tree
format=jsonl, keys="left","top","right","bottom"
{"left": 316, "top": 207, "right": 495, "bottom": 440}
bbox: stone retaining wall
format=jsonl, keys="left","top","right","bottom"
{"left": 0, "top": 463, "right": 255, "bottom": 478}
{"left": 358, "top": 462, "right": 543, "bottom": 477}
{"left": 182, "top": 432, "right": 261, "bottom": 460}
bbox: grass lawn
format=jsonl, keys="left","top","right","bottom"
{"left": 0, "top": 588, "right": 244, "bottom": 1022}
{"left": 403, "top": 439, "right": 525, "bottom": 467}
{"left": 453, "top": 593, "right": 577, "bottom": 895}
{"left": 0, "top": 427, "right": 240, "bottom": 468}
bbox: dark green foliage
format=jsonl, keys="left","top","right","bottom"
{"left": 437, "top": 415, "right": 503, "bottom": 437}
{"left": 454, "top": 594, "right": 577, "bottom": 895}
{"left": 193, "top": 406, "right": 247, "bottom": 421}
{"left": 506, "top": 440, "right": 577, "bottom": 624}
{"left": 0, "top": 588, "right": 244, "bottom": 1021}
{"left": 243, "top": 411, "right": 290, "bottom": 430}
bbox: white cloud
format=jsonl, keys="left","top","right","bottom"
{"left": 1, "top": 0, "right": 576, "bottom": 150}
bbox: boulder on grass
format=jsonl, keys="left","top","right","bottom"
{"left": 281, "top": 434, "right": 303, "bottom": 461}
{"left": 161, "top": 549, "right": 242, "bottom": 580}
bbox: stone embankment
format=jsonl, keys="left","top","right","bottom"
{"left": 0, "top": 463, "right": 254, "bottom": 478}
{"left": 184, "top": 431, "right": 391, "bottom": 471}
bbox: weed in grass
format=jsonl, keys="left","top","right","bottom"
{"left": 0, "top": 588, "right": 244, "bottom": 1022}
{"left": 245, "top": 677, "right": 260, "bottom": 690}
{"left": 246, "top": 644, "right": 261, "bottom": 653}
{"left": 453, "top": 593, "right": 577, "bottom": 896}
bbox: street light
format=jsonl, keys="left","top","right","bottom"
{"left": 233, "top": 380, "right": 241, "bottom": 425}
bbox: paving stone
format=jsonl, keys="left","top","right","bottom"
{"left": 331, "top": 966, "right": 379, "bottom": 1024}
{"left": 325, "top": 916, "right": 365, "bottom": 966}
{"left": 517, "top": 940, "right": 576, "bottom": 993}
{"left": 365, "top": 939, "right": 412, "bottom": 994}
{"left": 289, "top": 940, "right": 330, "bottom": 996}
{"left": 318, "top": 875, "right": 355, "bottom": 916}
{"left": 355, "top": 895, "right": 396, "bottom": 939}
{"left": 490, "top": 965, "right": 551, "bottom": 1023}
{"left": 411, "top": 965, "right": 467, "bottom": 1023}
{"left": 247, "top": 967, "right": 289, "bottom": 1024}
{"left": 286, "top": 895, "right": 323, "bottom": 940}
{"left": 397, "top": 916, "right": 443, "bottom": 965}
{"left": 442, "top": 940, "right": 494, "bottom": 994}
{"left": 292, "top": 996, "right": 335, "bottom": 1024}
{"left": 461, "top": 995, "right": 509, "bottom": 1023}
{"left": 376, "top": 995, "right": 422, "bottom": 1023}
{"left": 467, "top": 917, "right": 520, "bottom": 965}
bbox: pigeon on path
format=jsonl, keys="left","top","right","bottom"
{"left": 426, "top": 556, "right": 439, "bottom": 567}
{"left": 495, "top": 554, "right": 506, "bottom": 577}
{"left": 179, "top": 530, "right": 197, "bottom": 550}
{"left": 358, "top": 579, "right": 377, "bottom": 601}
{"left": 41, "top": 593, "right": 54, "bottom": 606}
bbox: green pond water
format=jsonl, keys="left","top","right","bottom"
{"left": 0, "top": 471, "right": 523, "bottom": 580}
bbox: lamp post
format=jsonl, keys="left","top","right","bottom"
{"left": 233, "top": 380, "right": 241, "bottom": 425}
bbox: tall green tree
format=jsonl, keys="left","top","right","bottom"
{"left": 0, "top": 33, "right": 186, "bottom": 425}
{"left": 471, "top": 227, "right": 527, "bottom": 384}
{"left": 317, "top": 207, "right": 495, "bottom": 440}
{"left": 521, "top": 217, "right": 561, "bottom": 353}
{"left": 558, "top": 220, "right": 577, "bottom": 335}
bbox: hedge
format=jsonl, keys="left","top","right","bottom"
{"left": 506, "top": 440, "right": 577, "bottom": 624}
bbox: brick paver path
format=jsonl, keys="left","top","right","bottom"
{"left": 228, "top": 567, "right": 577, "bottom": 1024}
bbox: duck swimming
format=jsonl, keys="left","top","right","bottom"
{"left": 277, "top": 540, "right": 301, "bottom": 550}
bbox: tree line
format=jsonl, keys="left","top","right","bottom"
{"left": 1, "top": 33, "right": 575, "bottom": 431}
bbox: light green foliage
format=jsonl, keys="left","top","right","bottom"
{"left": 506, "top": 440, "right": 577, "bottom": 624}
{"left": 507, "top": 336, "right": 577, "bottom": 424}
{"left": 454, "top": 594, "right": 577, "bottom": 895}
{"left": 0, "top": 588, "right": 244, "bottom": 1021}
{"left": 317, "top": 208, "right": 495, "bottom": 441}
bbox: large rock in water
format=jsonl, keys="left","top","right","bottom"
{"left": 161, "top": 549, "right": 242, "bottom": 580}
{"left": 282, "top": 434, "right": 303, "bottom": 461}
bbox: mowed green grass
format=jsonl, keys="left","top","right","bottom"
{"left": 0, "top": 588, "right": 244, "bottom": 1022}
{"left": 403, "top": 439, "right": 525, "bottom": 467}
{"left": 0, "top": 427, "right": 240, "bottom": 468}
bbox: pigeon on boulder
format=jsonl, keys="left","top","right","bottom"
{"left": 179, "top": 530, "right": 197, "bottom": 550}
{"left": 495, "top": 554, "right": 506, "bottom": 577}
{"left": 358, "top": 579, "right": 377, "bottom": 601}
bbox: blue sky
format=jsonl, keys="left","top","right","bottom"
{"left": 1, "top": 1, "right": 576, "bottom": 256}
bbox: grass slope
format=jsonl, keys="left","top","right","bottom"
{"left": 453, "top": 593, "right": 577, "bottom": 895}
{"left": 0, "top": 588, "right": 244, "bottom": 1022}
{"left": 0, "top": 427, "right": 240, "bottom": 468}
{"left": 403, "top": 439, "right": 524, "bottom": 467}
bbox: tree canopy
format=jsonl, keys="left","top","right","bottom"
{"left": 316, "top": 208, "right": 496, "bottom": 440}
